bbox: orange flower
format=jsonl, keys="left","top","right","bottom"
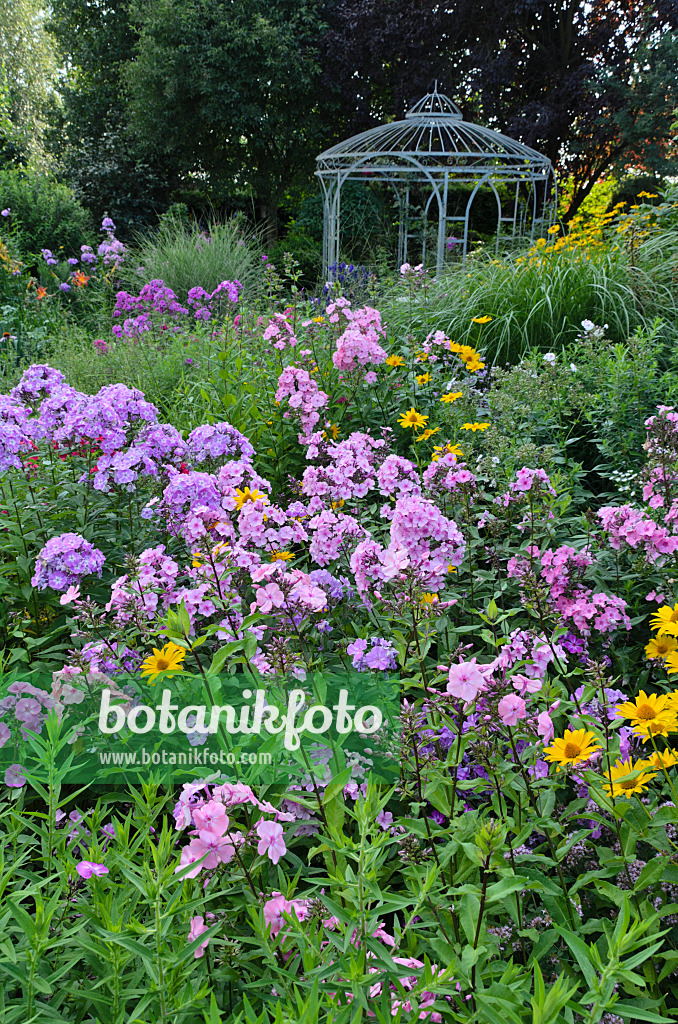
{"left": 72, "top": 270, "right": 90, "bottom": 288}
{"left": 36, "top": 286, "right": 47, "bottom": 300}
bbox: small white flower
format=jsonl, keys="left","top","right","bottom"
{"left": 581, "top": 319, "right": 595, "bottom": 331}
{"left": 543, "top": 352, "right": 556, "bottom": 365}
{"left": 570, "top": 363, "right": 577, "bottom": 373}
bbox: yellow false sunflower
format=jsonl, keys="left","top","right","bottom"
{"left": 645, "top": 635, "right": 678, "bottom": 660}
{"left": 431, "top": 443, "right": 463, "bottom": 462}
{"left": 398, "top": 407, "right": 428, "bottom": 430}
{"left": 472, "top": 315, "right": 492, "bottom": 324}
{"left": 418, "top": 427, "right": 440, "bottom": 442}
{"left": 664, "top": 653, "right": 678, "bottom": 676}
{"left": 233, "top": 486, "right": 268, "bottom": 511}
{"left": 639, "top": 748, "right": 678, "bottom": 771}
{"left": 602, "top": 758, "right": 657, "bottom": 799}
{"left": 416, "top": 372, "right": 432, "bottom": 386}
{"left": 140, "top": 642, "right": 186, "bottom": 684}
{"left": 420, "top": 593, "right": 439, "bottom": 605}
{"left": 465, "top": 359, "right": 486, "bottom": 372}
{"left": 462, "top": 422, "right": 490, "bottom": 432}
{"left": 441, "top": 391, "right": 462, "bottom": 403}
{"left": 543, "top": 729, "right": 602, "bottom": 771}
{"left": 649, "top": 604, "right": 678, "bottom": 636}
{"left": 385, "top": 355, "right": 405, "bottom": 368}
{"left": 270, "top": 550, "right": 294, "bottom": 561}
{"left": 615, "top": 691, "right": 678, "bottom": 741}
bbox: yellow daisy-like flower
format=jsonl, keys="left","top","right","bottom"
{"left": 420, "top": 593, "right": 439, "bottom": 605}
{"left": 465, "top": 359, "right": 486, "bottom": 372}
{"left": 270, "top": 550, "right": 294, "bottom": 561}
{"left": 417, "top": 427, "right": 440, "bottom": 442}
{"left": 312, "top": 316, "right": 325, "bottom": 323}
{"left": 615, "top": 691, "right": 678, "bottom": 742}
{"left": 462, "top": 422, "right": 490, "bottom": 432}
{"left": 639, "top": 748, "right": 678, "bottom": 771}
{"left": 449, "top": 341, "right": 463, "bottom": 354}
{"left": 233, "top": 486, "right": 268, "bottom": 511}
{"left": 140, "top": 642, "right": 186, "bottom": 684}
{"left": 543, "top": 729, "right": 602, "bottom": 771}
{"left": 398, "top": 407, "right": 428, "bottom": 430}
{"left": 385, "top": 354, "right": 405, "bottom": 367}
{"left": 547, "top": 225, "right": 561, "bottom": 234}
{"left": 645, "top": 635, "right": 678, "bottom": 660}
{"left": 329, "top": 422, "right": 339, "bottom": 439}
{"left": 416, "top": 372, "right": 432, "bottom": 386}
{"left": 441, "top": 391, "right": 462, "bottom": 403}
{"left": 472, "top": 315, "right": 492, "bottom": 324}
{"left": 602, "top": 758, "right": 657, "bottom": 799}
{"left": 192, "top": 552, "right": 203, "bottom": 568}
{"left": 649, "top": 604, "right": 678, "bottom": 635}
{"left": 431, "top": 443, "right": 463, "bottom": 462}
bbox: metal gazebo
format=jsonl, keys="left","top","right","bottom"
{"left": 316, "top": 86, "right": 557, "bottom": 278}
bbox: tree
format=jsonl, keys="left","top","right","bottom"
{"left": 321, "top": 0, "right": 678, "bottom": 220}
{"left": 46, "top": 0, "right": 172, "bottom": 231}
{"left": 0, "top": 0, "right": 58, "bottom": 165}
{"left": 126, "top": 0, "right": 342, "bottom": 239}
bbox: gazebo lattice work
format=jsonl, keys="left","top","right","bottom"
{"left": 316, "top": 86, "right": 557, "bottom": 278}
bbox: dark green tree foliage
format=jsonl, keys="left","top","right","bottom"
{"left": 47, "top": 0, "right": 171, "bottom": 232}
{"left": 321, "top": 0, "right": 678, "bottom": 219}
{"left": 126, "top": 0, "right": 340, "bottom": 240}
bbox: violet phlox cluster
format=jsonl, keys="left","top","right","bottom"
{"left": 54, "top": 383, "right": 159, "bottom": 455}
{"left": 275, "top": 365, "right": 328, "bottom": 441}
{"left": 186, "top": 422, "right": 254, "bottom": 468}
{"left": 302, "top": 432, "right": 389, "bottom": 501}
{"left": 0, "top": 395, "right": 32, "bottom": 471}
{"left": 93, "top": 422, "right": 187, "bottom": 493}
{"left": 10, "top": 364, "right": 67, "bottom": 409}
{"left": 32, "top": 533, "right": 105, "bottom": 592}
{"left": 389, "top": 494, "right": 465, "bottom": 578}
{"left": 597, "top": 504, "right": 678, "bottom": 563}
{"left": 263, "top": 313, "right": 297, "bottom": 350}
{"left": 98, "top": 217, "right": 126, "bottom": 266}
{"left": 332, "top": 305, "right": 387, "bottom": 372}
{"left": 346, "top": 636, "right": 397, "bottom": 672}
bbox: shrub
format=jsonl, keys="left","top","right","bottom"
{"left": 0, "top": 165, "right": 94, "bottom": 258}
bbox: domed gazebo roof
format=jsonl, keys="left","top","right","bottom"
{"left": 316, "top": 87, "right": 551, "bottom": 179}
{"left": 316, "top": 86, "right": 556, "bottom": 277}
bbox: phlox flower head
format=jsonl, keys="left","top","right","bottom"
{"left": 187, "top": 916, "right": 210, "bottom": 958}
{"left": 446, "top": 660, "right": 485, "bottom": 702}
{"left": 32, "top": 533, "right": 105, "bottom": 592}
{"left": 497, "top": 693, "right": 527, "bottom": 726}
{"left": 256, "top": 819, "right": 286, "bottom": 864}
{"left": 76, "top": 860, "right": 109, "bottom": 879}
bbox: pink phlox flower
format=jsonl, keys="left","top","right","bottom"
{"left": 498, "top": 694, "right": 527, "bottom": 726}
{"left": 256, "top": 819, "right": 287, "bottom": 864}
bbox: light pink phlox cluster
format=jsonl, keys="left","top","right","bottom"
{"left": 332, "top": 306, "right": 387, "bottom": 371}
{"left": 307, "top": 509, "right": 368, "bottom": 566}
{"left": 376, "top": 455, "right": 421, "bottom": 497}
{"left": 106, "top": 545, "right": 180, "bottom": 621}
{"left": 389, "top": 495, "right": 465, "bottom": 578}
{"left": 263, "top": 313, "right": 297, "bottom": 350}
{"left": 597, "top": 505, "right": 678, "bottom": 563}
{"left": 237, "top": 501, "right": 308, "bottom": 551}
{"left": 538, "top": 544, "right": 593, "bottom": 599}
{"left": 423, "top": 453, "right": 476, "bottom": 495}
{"left": 325, "top": 296, "right": 352, "bottom": 324}
{"left": 275, "top": 366, "right": 328, "bottom": 439}
{"left": 497, "top": 466, "right": 555, "bottom": 507}
{"left": 350, "top": 538, "right": 410, "bottom": 594}
{"left": 302, "top": 432, "right": 388, "bottom": 501}
{"left": 555, "top": 590, "right": 631, "bottom": 636}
